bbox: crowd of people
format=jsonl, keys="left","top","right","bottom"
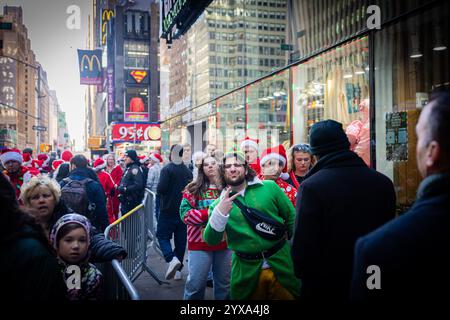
{"left": 1, "top": 89, "right": 449, "bottom": 301}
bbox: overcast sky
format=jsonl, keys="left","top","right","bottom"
{"left": 1, "top": 0, "right": 91, "bottom": 151}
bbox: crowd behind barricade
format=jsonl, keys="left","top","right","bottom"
{"left": 1, "top": 89, "right": 449, "bottom": 302}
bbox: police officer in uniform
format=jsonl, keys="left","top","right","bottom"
{"left": 118, "top": 149, "right": 145, "bottom": 214}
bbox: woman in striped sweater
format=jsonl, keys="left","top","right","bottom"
{"left": 179, "top": 155, "right": 231, "bottom": 300}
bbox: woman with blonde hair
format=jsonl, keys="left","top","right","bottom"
{"left": 285, "top": 144, "right": 315, "bottom": 189}
{"left": 20, "top": 176, "right": 127, "bottom": 262}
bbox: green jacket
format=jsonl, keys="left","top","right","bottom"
{"left": 204, "top": 178, "right": 301, "bottom": 299}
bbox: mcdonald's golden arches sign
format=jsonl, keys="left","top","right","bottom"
{"left": 77, "top": 49, "right": 103, "bottom": 85}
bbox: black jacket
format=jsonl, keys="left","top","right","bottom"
{"left": 291, "top": 150, "right": 396, "bottom": 300}
{"left": 118, "top": 161, "right": 145, "bottom": 206}
{"left": 351, "top": 172, "right": 450, "bottom": 302}
{"left": 1, "top": 226, "right": 67, "bottom": 300}
{"left": 50, "top": 200, "right": 127, "bottom": 263}
{"left": 157, "top": 162, "right": 193, "bottom": 216}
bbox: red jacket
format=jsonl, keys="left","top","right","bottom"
{"left": 97, "top": 170, "right": 115, "bottom": 196}
{"left": 106, "top": 165, "right": 123, "bottom": 185}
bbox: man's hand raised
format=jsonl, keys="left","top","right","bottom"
{"left": 217, "top": 187, "right": 240, "bottom": 216}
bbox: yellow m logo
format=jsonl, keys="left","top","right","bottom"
{"left": 80, "top": 54, "right": 101, "bottom": 72}
{"left": 102, "top": 9, "right": 115, "bottom": 45}
{"left": 102, "top": 9, "right": 115, "bottom": 21}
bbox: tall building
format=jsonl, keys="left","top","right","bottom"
{"left": 91, "top": 0, "right": 160, "bottom": 156}
{"left": 159, "top": 0, "right": 450, "bottom": 211}
{"left": 36, "top": 64, "right": 50, "bottom": 152}
{"left": 48, "top": 90, "right": 60, "bottom": 152}
{"left": 160, "top": 0, "right": 289, "bottom": 152}
{"left": 0, "top": 6, "right": 38, "bottom": 151}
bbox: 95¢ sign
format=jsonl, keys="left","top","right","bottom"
{"left": 111, "top": 123, "right": 161, "bottom": 142}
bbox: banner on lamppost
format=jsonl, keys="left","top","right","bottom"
{"left": 77, "top": 49, "right": 103, "bottom": 85}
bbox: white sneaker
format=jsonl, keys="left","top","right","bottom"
{"left": 174, "top": 271, "right": 182, "bottom": 281}
{"left": 165, "top": 256, "right": 181, "bottom": 280}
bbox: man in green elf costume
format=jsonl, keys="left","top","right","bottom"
{"left": 204, "top": 149, "right": 300, "bottom": 300}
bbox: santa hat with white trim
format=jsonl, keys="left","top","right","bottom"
{"left": 23, "top": 152, "right": 33, "bottom": 167}
{"left": 149, "top": 152, "right": 163, "bottom": 164}
{"left": 139, "top": 154, "right": 149, "bottom": 164}
{"left": 93, "top": 158, "right": 107, "bottom": 171}
{"left": 0, "top": 148, "right": 23, "bottom": 166}
{"left": 52, "top": 159, "right": 64, "bottom": 171}
{"left": 240, "top": 136, "right": 259, "bottom": 153}
{"left": 37, "top": 153, "right": 50, "bottom": 168}
{"left": 260, "top": 144, "right": 289, "bottom": 180}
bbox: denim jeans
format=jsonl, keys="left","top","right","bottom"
{"left": 156, "top": 213, "right": 187, "bottom": 266}
{"left": 184, "top": 249, "right": 232, "bottom": 300}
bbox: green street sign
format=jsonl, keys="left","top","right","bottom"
{"left": 281, "top": 44, "right": 294, "bottom": 51}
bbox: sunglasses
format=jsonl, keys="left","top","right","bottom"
{"left": 293, "top": 144, "right": 311, "bottom": 153}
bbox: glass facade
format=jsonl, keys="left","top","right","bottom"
{"left": 160, "top": 0, "right": 449, "bottom": 208}
{"left": 374, "top": 1, "right": 450, "bottom": 209}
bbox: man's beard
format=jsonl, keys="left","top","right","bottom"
{"left": 225, "top": 174, "right": 245, "bottom": 187}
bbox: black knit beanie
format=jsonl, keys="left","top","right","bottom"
{"left": 309, "top": 120, "right": 351, "bottom": 157}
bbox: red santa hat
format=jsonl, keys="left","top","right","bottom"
{"left": 31, "top": 159, "right": 43, "bottom": 169}
{"left": 37, "top": 153, "right": 50, "bottom": 168}
{"left": 149, "top": 153, "right": 163, "bottom": 164}
{"left": 22, "top": 152, "right": 33, "bottom": 167}
{"left": 93, "top": 158, "right": 107, "bottom": 171}
{"left": 240, "top": 136, "right": 259, "bottom": 152}
{"left": 0, "top": 148, "right": 23, "bottom": 166}
{"left": 139, "top": 154, "right": 149, "bottom": 164}
{"left": 260, "top": 144, "right": 289, "bottom": 180}
{"left": 52, "top": 159, "right": 64, "bottom": 171}
{"left": 61, "top": 149, "right": 73, "bottom": 162}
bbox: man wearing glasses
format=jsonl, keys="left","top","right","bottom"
{"left": 204, "top": 150, "right": 300, "bottom": 300}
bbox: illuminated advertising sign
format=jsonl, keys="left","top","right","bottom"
{"left": 111, "top": 123, "right": 161, "bottom": 142}
{"left": 124, "top": 87, "right": 149, "bottom": 122}
{"left": 102, "top": 9, "right": 115, "bottom": 46}
{"left": 160, "top": 0, "right": 213, "bottom": 41}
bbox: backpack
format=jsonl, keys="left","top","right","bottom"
{"left": 61, "top": 178, "right": 95, "bottom": 220}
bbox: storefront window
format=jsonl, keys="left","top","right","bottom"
{"left": 375, "top": 1, "right": 450, "bottom": 209}
{"left": 291, "top": 36, "right": 370, "bottom": 165}
{"left": 246, "top": 70, "right": 290, "bottom": 151}
{"left": 216, "top": 88, "right": 246, "bottom": 152}
{"left": 124, "top": 40, "right": 150, "bottom": 69}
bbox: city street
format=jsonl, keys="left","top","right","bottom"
{"left": 134, "top": 246, "right": 214, "bottom": 300}
{"left": 1, "top": 0, "right": 450, "bottom": 306}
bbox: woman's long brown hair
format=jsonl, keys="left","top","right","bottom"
{"left": 185, "top": 156, "right": 221, "bottom": 199}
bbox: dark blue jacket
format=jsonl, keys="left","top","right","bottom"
{"left": 60, "top": 168, "right": 109, "bottom": 232}
{"left": 291, "top": 150, "right": 396, "bottom": 300}
{"left": 351, "top": 172, "right": 450, "bottom": 302}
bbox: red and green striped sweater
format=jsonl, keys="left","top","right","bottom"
{"left": 180, "top": 185, "right": 227, "bottom": 251}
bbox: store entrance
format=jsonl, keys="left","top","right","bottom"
{"left": 187, "top": 121, "right": 206, "bottom": 153}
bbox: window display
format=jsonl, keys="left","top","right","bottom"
{"left": 125, "top": 87, "right": 149, "bottom": 122}
{"left": 375, "top": 1, "right": 450, "bottom": 208}
{"left": 291, "top": 37, "right": 370, "bottom": 165}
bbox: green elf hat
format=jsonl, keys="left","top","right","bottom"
{"left": 223, "top": 146, "right": 246, "bottom": 163}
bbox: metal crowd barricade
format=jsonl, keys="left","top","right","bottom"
{"left": 103, "top": 189, "right": 168, "bottom": 300}
{"left": 144, "top": 188, "right": 164, "bottom": 259}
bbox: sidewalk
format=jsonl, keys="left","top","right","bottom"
{"left": 133, "top": 245, "right": 214, "bottom": 300}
